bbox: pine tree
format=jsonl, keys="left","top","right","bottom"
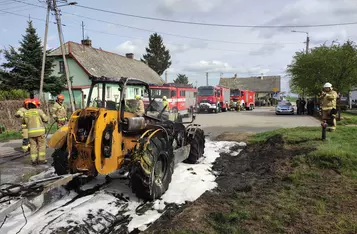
{"left": 141, "top": 33, "right": 172, "bottom": 76}
{"left": 0, "top": 21, "right": 66, "bottom": 95}
{"left": 174, "top": 74, "right": 189, "bottom": 84}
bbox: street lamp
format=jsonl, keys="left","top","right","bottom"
{"left": 57, "top": 2, "right": 77, "bottom": 7}
{"left": 291, "top": 30, "right": 310, "bottom": 99}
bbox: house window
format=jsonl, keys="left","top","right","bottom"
{"left": 134, "top": 88, "right": 139, "bottom": 96}
{"left": 59, "top": 61, "right": 65, "bottom": 73}
{"left": 180, "top": 90, "right": 185, "bottom": 96}
{"left": 106, "top": 86, "right": 111, "bottom": 98}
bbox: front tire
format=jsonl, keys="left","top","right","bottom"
{"left": 185, "top": 129, "right": 205, "bottom": 164}
{"left": 130, "top": 137, "right": 174, "bottom": 201}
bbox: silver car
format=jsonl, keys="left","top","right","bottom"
{"left": 275, "top": 100, "right": 294, "bottom": 115}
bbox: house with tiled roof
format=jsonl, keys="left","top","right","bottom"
{"left": 219, "top": 74, "right": 281, "bottom": 99}
{"left": 48, "top": 39, "right": 164, "bottom": 108}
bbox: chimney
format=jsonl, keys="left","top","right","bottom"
{"left": 234, "top": 73, "right": 237, "bottom": 78}
{"left": 81, "top": 39, "right": 92, "bottom": 47}
{"left": 260, "top": 73, "right": 264, "bottom": 80}
{"left": 126, "top": 53, "right": 134, "bottom": 59}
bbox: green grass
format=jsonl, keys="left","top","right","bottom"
{"left": 339, "top": 112, "right": 357, "bottom": 125}
{"left": 0, "top": 124, "right": 58, "bottom": 142}
{"left": 209, "top": 126, "right": 357, "bottom": 234}
{"left": 0, "top": 130, "right": 22, "bottom": 142}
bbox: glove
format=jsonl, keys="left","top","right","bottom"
{"left": 54, "top": 117, "right": 58, "bottom": 122}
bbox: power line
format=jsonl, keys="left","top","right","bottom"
{"left": 74, "top": 4, "right": 357, "bottom": 29}
{"left": 10, "top": 0, "right": 302, "bottom": 45}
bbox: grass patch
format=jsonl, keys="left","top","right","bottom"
{"left": 0, "top": 130, "right": 22, "bottom": 142}
{"left": 0, "top": 124, "right": 57, "bottom": 142}
{"left": 208, "top": 126, "right": 357, "bottom": 234}
{"left": 339, "top": 112, "right": 357, "bottom": 125}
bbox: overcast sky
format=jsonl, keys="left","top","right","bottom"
{"left": 1, "top": 0, "right": 357, "bottom": 92}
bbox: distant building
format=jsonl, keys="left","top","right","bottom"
{"left": 219, "top": 74, "right": 281, "bottom": 99}
{"left": 48, "top": 39, "right": 163, "bottom": 108}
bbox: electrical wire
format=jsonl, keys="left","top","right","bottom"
{"left": 16, "top": 204, "right": 27, "bottom": 234}
{"left": 0, "top": 216, "right": 7, "bottom": 229}
{"left": 74, "top": 4, "right": 357, "bottom": 28}
{"left": 8, "top": 0, "right": 304, "bottom": 45}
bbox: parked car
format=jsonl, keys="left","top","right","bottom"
{"left": 276, "top": 100, "right": 294, "bottom": 115}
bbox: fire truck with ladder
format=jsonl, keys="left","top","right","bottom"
{"left": 145, "top": 83, "right": 197, "bottom": 115}
{"left": 230, "top": 89, "right": 256, "bottom": 110}
{"left": 197, "top": 85, "right": 230, "bottom": 113}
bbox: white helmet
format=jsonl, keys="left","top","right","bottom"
{"left": 323, "top": 82, "right": 332, "bottom": 88}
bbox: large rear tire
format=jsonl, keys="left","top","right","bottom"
{"left": 130, "top": 137, "right": 174, "bottom": 201}
{"left": 52, "top": 146, "right": 69, "bottom": 176}
{"left": 185, "top": 128, "right": 205, "bottom": 164}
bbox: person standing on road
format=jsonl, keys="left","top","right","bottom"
{"left": 320, "top": 82, "right": 338, "bottom": 131}
{"left": 52, "top": 94, "right": 67, "bottom": 128}
{"left": 24, "top": 100, "right": 49, "bottom": 165}
{"left": 135, "top": 95, "right": 145, "bottom": 116}
{"left": 296, "top": 98, "right": 301, "bottom": 115}
{"left": 15, "top": 98, "right": 31, "bottom": 152}
{"left": 301, "top": 98, "right": 306, "bottom": 115}
{"left": 162, "top": 96, "right": 170, "bottom": 111}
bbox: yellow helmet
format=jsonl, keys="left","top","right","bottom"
{"left": 135, "top": 95, "right": 141, "bottom": 100}
{"left": 163, "top": 96, "right": 167, "bottom": 100}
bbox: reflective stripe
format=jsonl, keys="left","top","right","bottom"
{"left": 21, "top": 124, "right": 27, "bottom": 127}
{"left": 58, "top": 118, "right": 66, "bottom": 121}
{"left": 28, "top": 128, "right": 45, "bottom": 134}
{"left": 39, "top": 152, "right": 46, "bottom": 156}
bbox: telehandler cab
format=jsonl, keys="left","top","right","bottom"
{"left": 48, "top": 77, "right": 205, "bottom": 200}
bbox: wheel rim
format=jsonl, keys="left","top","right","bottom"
{"left": 154, "top": 154, "right": 167, "bottom": 185}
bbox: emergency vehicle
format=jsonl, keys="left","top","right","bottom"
{"left": 197, "top": 85, "right": 230, "bottom": 113}
{"left": 145, "top": 83, "right": 197, "bottom": 115}
{"left": 230, "top": 89, "right": 256, "bottom": 110}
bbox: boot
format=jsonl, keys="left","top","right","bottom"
{"left": 38, "top": 160, "right": 48, "bottom": 165}
{"left": 32, "top": 161, "right": 38, "bottom": 166}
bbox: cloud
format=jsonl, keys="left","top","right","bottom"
{"left": 157, "top": 0, "right": 224, "bottom": 15}
{"left": 249, "top": 44, "right": 285, "bottom": 56}
{"left": 184, "top": 60, "right": 270, "bottom": 74}
{"left": 258, "top": 0, "right": 357, "bottom": 38}
{"left": 115, "top": 39, "right": 146, "bottom": 58}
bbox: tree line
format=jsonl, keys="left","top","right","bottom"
{"left": 287, "top": 40, "right": 357, "bottom": 96}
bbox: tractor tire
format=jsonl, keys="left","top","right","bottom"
{"left": 185, "top": 128, "right": 205, "bottom": 164}
{"left": 51, "top": 146, "right": 69, "bottom": 176}
{"left": 130, "top": 137, "right": 174, "bottom": 201}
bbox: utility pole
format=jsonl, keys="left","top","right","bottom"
{"left": 305, "top": 34, "right": 310, "bottom": 55}
{"left": 52, "top": 0, "right": 75, "bottom": 112}
{"left": 39, "top": 0, "right": 51, "bottom": 100}
{"left": 81, "top": 21, "right": 85, "bottom": 40}
{"left": 165, "top": 70, "right": 168, "bottom": 83}
{"left": 206, "top": 72, "right": 208, "bottom": 86}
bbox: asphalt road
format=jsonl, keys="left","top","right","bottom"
{"left": 195, "top": 107, "right": 321, "bottom": 139}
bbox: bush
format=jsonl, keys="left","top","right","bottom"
{"left": 0, "top": 90, "right": 29, "bottom": 101}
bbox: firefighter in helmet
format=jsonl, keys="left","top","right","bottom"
{"left": 162, "top": 96, "right": 170, "bottom": 111}
{"left": 15, "top": 98, "right": 31, "bottom": 152}
{"left": 52, "top": 94, "right": 67, "bottom": 128}
{"left": 24, "top": 100, "right": 49, "bottom": 165}
{"left": 320, "top": 82, "right": 338, "bottom": 131}
{"left": 135, "top": 95, "right": 145, "bottom": 116}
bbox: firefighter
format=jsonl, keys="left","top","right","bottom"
{"left": 135, "top": 95, "right": 145, "bottom": 116}
{"left": 52, "top": 94, "right": 67, "bottom": 128}
{"left": 320, "top": 82, "right": 338, "bottom": 131}
{"left": 162, "top": 96, "right": 170, "bottom": 111}
{"left": 237, "top": 99, "right": 241, "bottom": 112}
{"left": 15, "top": 98, "right": 31, "bottom": 152}
{"left": 24, "top": 100, "right": 49, "bottom": 165}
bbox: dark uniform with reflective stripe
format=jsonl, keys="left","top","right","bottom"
{"left": 24, "top": 108, "right": 49, "bottom": 163}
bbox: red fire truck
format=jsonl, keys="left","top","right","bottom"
{"left": 197, "top": 85, "right": 230, "bottom": 113}
{"left": 145, "top": 83, "right": 197, "bottom": 115}
{"left": 230, "top": 89, "right": 256, "bottom": 110}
